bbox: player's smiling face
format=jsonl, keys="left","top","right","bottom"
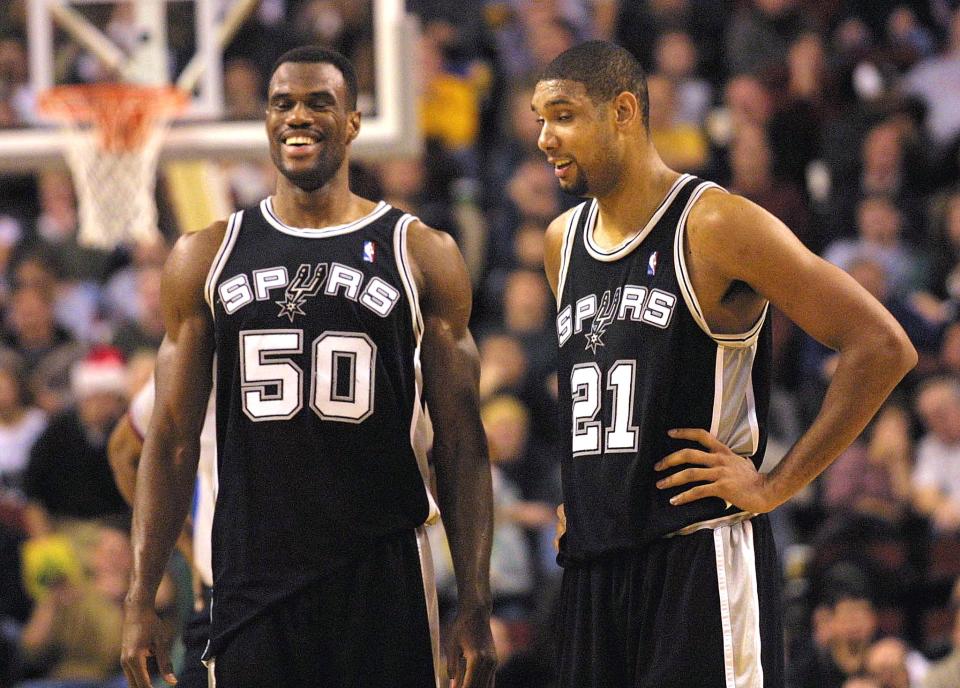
{"left": 266, "top": 62, "right": 359, "bottom": 192}
{"left": 532, "top": 79, "right": 620, "bottom": 198}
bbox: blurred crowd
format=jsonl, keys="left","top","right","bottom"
{"left": 1, "top": 0, "right": 960, "bottom": 686}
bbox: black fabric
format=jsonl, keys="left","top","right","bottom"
{"left": 177, "top": 590, "right": 210, "bottom": 688}
{"left": 556, "top": 177, "right": 772, "bottom": 559}
{"left": 556, "top": 515, "right": 783, "bottom": 688}
{"left": 207, "top": 201, "right": 430, "bottom": 657}
{"left": 208, "top": 529, "right": 435, "bottom": 688}
{"left": 23, "top": 410, "right": 128, "bottom": 519}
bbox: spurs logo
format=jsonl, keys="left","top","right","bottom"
{"left": 276, "top": 263, "right": 328, "bottom": 322}
{"left": 585, "top": 287, "right": 621, "bottom": 354}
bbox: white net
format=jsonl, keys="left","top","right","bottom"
{"left": 38, "top": 85, "right": 187, "bottom": 249}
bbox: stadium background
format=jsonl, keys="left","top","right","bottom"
{"left": 1, "top": 1, "right": 960, "bottom": 686}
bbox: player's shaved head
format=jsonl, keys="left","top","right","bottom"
{"left": 270, "top": 46, "right": 358, "bottom": 109}
{"left": 540, "top": 40, "right": 650, "bottom": 130}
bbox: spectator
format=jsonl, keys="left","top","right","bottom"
{"left": 725, "top": 0, "right": 814, "bottom": 78}
{"left": 0, "top": 287, "right": 74, "bottom": 372}
{"left": 823, "top": 195, "right": 928, "bottom": 298}
{"left": 727, "top": 121, "right": 818, "bottom": 251}
{"left": 923, "top": 580, "right": 960, "bottom": 687}
{"left": 652, "top": 31, "right": 712, "bottom": 126}
{"left": 18, "top": 518, "right": 175, "bottom": 687}
{"left": 902, "top": 8, "right": 960, "bottom": 150}
{"left": 110, "top": 266, "right": 164, "bottom": 358}
{"left": 912, "top": 376, "right": 960, "bottom": 533}
{"left": 788, "top": 567, "right": 879, "bottom": 688}
{"left": 0, "top": 37, "right": 34, "bottom": 126}
{"left": 223, "top": 57, "right": 265, "bottom": 120}
{"left": 866, "top": 636, "right": 928, "bottom": 688}
{"left": 0, "top": 349, "right": 46, "bottom": 496}
{"left": 22, "top": 348, "right": 129, "bottom": 528}
{"left": 478, "top": 333, "right": 528, "bottom": 400}
{"left": 646, "top": 73, "right": 708, "bottom": 173}
{"left": 820, "top": 403, "right": 913, "bottom": 529}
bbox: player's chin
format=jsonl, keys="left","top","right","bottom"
{"left": 559, "top": 175, "right": 590, "bottom": 197}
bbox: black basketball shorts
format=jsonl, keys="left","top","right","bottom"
{"left": 177, "top": 589, "right": 211, "bottom": 688}
{"left": 557, "top": 514, "right": 783, "bottom": 688}
{"left": 204, "top": 527, "right": 442, "bottom": 687}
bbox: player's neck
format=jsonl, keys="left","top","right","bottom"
{"left": 272, "top": 170, "right": 374, "bottom": 229}
{"left": 592, "top": 150, "right": 680, "bottom": 246}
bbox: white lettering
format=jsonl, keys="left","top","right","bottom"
{"left": 359, "top": 277, "right": 401, "bottom": 317}
{"left": 219, "top": 274, "right": 254, "bottom": 314}
{"left": 574, "top": 294, "right": 597, "bottom": 333}
{"left": 253, "top": 267, "right": 289, "bottom": 300}
{"left": 324, "top": 263, "right": 364, "bottom": 300}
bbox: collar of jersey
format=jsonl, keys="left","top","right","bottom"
{"left": 583, "top": 173, "right": 694, "bottom": 262}
{"left": 260, "top": 197, "right": 391, "bottom": 238}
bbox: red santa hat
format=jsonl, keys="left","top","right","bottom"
{"left": 71, "top": 346, "right": 128, "bottom": 399}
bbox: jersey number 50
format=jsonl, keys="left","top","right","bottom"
{"left": 239, "top": 329, "right": 376, "bottom": 423}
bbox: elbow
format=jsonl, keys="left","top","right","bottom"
{"left": 879, "top": 323, "right": 917, "bottom": 380}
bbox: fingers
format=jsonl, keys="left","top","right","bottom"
{"left": 654, "top": 448, "right": 714, "bottom": 471}
{"left": 460, "top": 652, "right": 498, "bottom": 688}
{"left": 656, "top": 467, "right": 718, "bottom": 490}
{"left": 156, "top": 644, "right": 177, "bottom": 685}
{"left": 667, "top": 427, "right": 723, "bottom": 450}
{"left": 447, "top": 652, "right": 461, "bottom": 687}
{"left": 669, "top": 484, "right": 718, "bottom": 506}
{"left": 122, "top": 651, "right": 153, "bottom": 688}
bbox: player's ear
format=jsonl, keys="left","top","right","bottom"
{"left": 613, "top": 91, "right": 640, "bottom": 129}
{"left": 346, "top": 110, "right": 361, "bottom": 144}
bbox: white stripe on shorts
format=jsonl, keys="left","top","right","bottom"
{"left": 205, "top": 657, "right": 215, "bottom": 688}
{"left": 713, "top": 519, "right": 763, "bottom": 688}
{"left": 416, "top": 525, "right": 443, "bottom": 688}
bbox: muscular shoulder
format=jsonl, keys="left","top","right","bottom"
{"left": 685, "top": 188, "right": 789, "bottom": 279}
{"left": 405, "top": 219, "right": 471, "bottom": 326}
{"left": 161, "top": 220, "right": 230, "bottom": 319}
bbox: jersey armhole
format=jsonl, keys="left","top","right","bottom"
{"left": 203, "top": 210, "right": 244, "bottom": 319}
{"left": 393, "top": 213, "right": 424, "bottom": 343}
{"left": 556, "top": 202, "right": 588, "bottom": 311}
{"left": 673, "top": 183, "right": 768, "bottom": 348}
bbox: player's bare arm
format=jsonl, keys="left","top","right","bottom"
{"left": 656, "top": 191, "right": 917, "bottom": 512}
{"left": 121, "top": 221, "right": 226, "bottom": 688}
{"left": 408, "top": 220, "right": 497, "bottom": 688}
{"left": 108, "top": 408, "right": 197, "bottom": 576}
{"left": 107, "top": 415, "right": 142, "bottom": 507}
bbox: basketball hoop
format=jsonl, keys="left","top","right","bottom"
{"left": 38, "top": 84, "right": 189, "bottom": 249}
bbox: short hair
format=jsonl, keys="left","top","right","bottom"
{"left": 540, "top": 40, "right": 649, "bottom": 129}
{"left": 270, "top": 46, "right": 358, "bottom": 110}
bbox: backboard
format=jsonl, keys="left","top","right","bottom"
{"left": 0, "top": 0, "right": 420, "bottom": 172}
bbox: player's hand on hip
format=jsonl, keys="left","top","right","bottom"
{"left": 655, "top": 428, "right": 772, "bottom": 513}
{"left": 121, "top": 602, "right": 177, "bottom": 688}
{"left": 448, "top": 607, "right": 497, "bottom": 688}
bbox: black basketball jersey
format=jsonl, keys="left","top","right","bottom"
{"left": 556, "top": 174, "right": 772, "bottom": 561}
{"left": 202, "top": 198, "right": 435, "bottom": 655}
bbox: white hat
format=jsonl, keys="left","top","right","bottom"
{"left": 71, "top": 346, "right": 128, "bottom": 399}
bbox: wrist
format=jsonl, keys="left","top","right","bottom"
{"left": 759, "top": 472, "right": 786, "bottom": 512}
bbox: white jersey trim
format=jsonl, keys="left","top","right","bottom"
{"left": 416, "top": 525, "right": 443, "bottom": 688}
{"left": 204, "top": 210, "right": 244, "bottom": 318}
{"left": 713, "top": 520, "right": 764, "bottom": 688}
{"left": 584, "top": 173, "right": 695, "bottom": 262}
{"left": 393, "top": 213, "right": 439, "bottom": 525}
{"left": 556, "top": 203, "right": 586, "bottom": 310}
{"left": 260, "top": 197, "right": 391, "bottom": 238}
{"left": 674, "top": 182, "right": 768, "bottom": 348}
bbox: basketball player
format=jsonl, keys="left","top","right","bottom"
{"left": 107, "top": 377, "right": 214, "bottom": 688}
{"left": 533, "top": 41, "right": 915, "bottom": 687}
{"left": 120, "top": 47, "right": 496, "bottom": 688}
